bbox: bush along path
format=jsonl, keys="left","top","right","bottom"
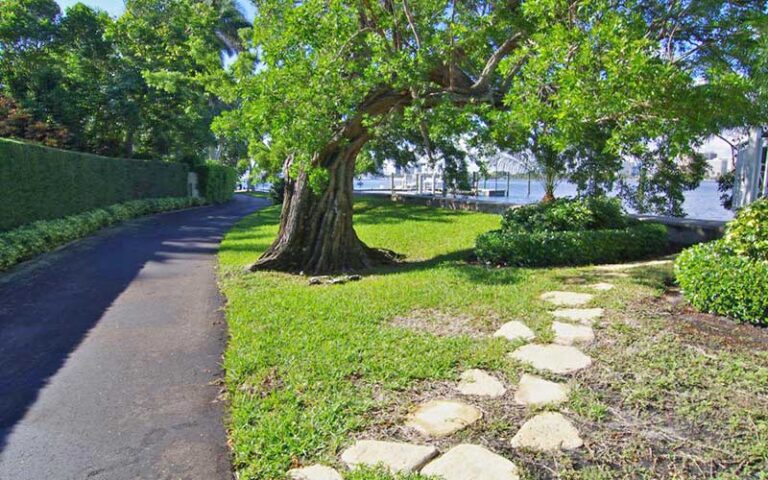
{"left": 285, "top": 274, "right": 654, "bottom": 480}
{"left": 0, "top": 197, "right": 207, "bottom": 271}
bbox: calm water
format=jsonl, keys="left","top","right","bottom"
{"left": 354, "top": 177, "right": 734, "bottom": 221}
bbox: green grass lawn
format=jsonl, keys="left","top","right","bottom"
{"left": 218, "top": 198, "right": 768, "bottom": 479}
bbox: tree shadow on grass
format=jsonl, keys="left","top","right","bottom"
{"left": 368, "top": 248, "right": 526, "bottom": 286}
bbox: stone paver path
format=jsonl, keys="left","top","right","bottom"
{"left": 514, "top": 374, "right": 569, "bottom": 406}
{"left": 510, "top": 344, "right": 593, "bottom": 374}
{"left": 551, "top": 308, "right": 604, "bottom": 324}
{"left": 493, "top": 321, "right": 535, "bottom": 342}
{"left": 331, "top": 279, "right": 621, "bottom": 477}
{"left": 340, "top": 440, "right": 438, "bottom": 473}
{"left": 421, "top": 444, "right": 520, "bottom": 480}
{"left": 540, "top": 291, "right": 594, "bottom": 306}
{"left": 406, "top": 400, "right": 482, "bottom": 437}
{"left": 552, "top": 321, "right": 595, "bottom": 345}
{"left": 457, "top": 369, "right": 506, "bottom": 397}
{"left": 287, "top": 464, "right": 343, "bottom": 480}
{"left": 510, "top": 412, "right": 583, "bottom": 451}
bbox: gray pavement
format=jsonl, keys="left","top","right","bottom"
{"left": 0, "top": 194, "right": 268, "bottom": 480}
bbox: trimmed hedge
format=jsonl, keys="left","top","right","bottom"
{"left": 0, "top": 197, "right": 206, "bottom": 271}
{"left": 0, "top": 138, "right": 189, "bottom": 231}
{"left": 675, "top": 199, "right": 768, "bottom": 325}
{"left": 195, "top": 163, "right": 238, "bottom": 203}
{"left": 675, "top": 240, "right": 768, "bottom": 325}
{"left": 475, "top": 222, "right": 668, "bottom": 267}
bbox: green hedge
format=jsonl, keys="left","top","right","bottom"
{"left": 195, "top": 163, "right": 238, "bottom": 203}
{"left": 0, "top": 138, "right": 189, "bottom": 231}
{"left": 475, "top": 222, "right": 668, "bottom": 267}
{"left": 0, "top": 197, "right": 206, "bottom": 272}
{"left": 675, "top": 240, "right": 768, "bottom": 325}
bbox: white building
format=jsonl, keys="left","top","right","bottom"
{"left": 733, "top": 127, "right": 768, "bottom": 209}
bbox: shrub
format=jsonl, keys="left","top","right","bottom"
{"left": 0, "top": 138, "right": 188, "bottom": 231}
{"left": 475, "top": 222, "right": 668, "bottom": 267}
{"left": 501, "top": 196, "right": 627, "bottom": 233}
{"left": 195, "top": 163, "right": 238, "bottom": 203}
{"left": 269, "top": 177, "right": 286, "bottom": 204}
{"left": 723, "top": 197, "right": 768, "bottom": 261}
{"left": 676, "top": 240, "right": 768, "bottom": 325}
{"left": 0, "top": 197, "right": 206, "bottom": 271}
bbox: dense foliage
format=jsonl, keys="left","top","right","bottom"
{"left": 476, "top": 222, "right": 668, "bottom": 267}
{"left": 676, "top": 198, "right": 768, "bottom": 325}
{"left": 676, "top": 241, "right": 768, "bottom": 325}
{"left": 477, "top": 197, "right": 667, "bottom": 266}
{"left": 723, "top": 198, "right": 768, "bottom": 261}
{"left": 195, "top": 162, "right": 238, "bottom": 203}
{"left": 0, "top": 138, "right": 189, "bottom": 231}
{"left": 0, "top": 0, "right": 247, "bottom": 164}
{"left": 216, "top": 0, "right": 766, "bottom": 215}
{"left": 0, "top": 197, "right": 206, "bottom": 271}
{"left": 501, "top": 197, "right": 627, "bottom": 232}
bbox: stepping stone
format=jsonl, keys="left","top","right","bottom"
{"left": 421, "top": 444, "right": 520, "bottom": 480}
{"left": 587, "top": 282, "right": 614, "bottom": 291}
{"left": 457, "top": 369, "right": 506, "bottom": 398}
{"left": 340, "top": 440, "right": 438, "bottom": 473}
{"left": 594, "top": 259, "right": 671, "bottom": 271}
{"left": 552, "top": 321, "right": 595, "bottom": 345}
{"left": 509, "top": 344, "right": 592, "bottom": 374}
{"left": 510, "top": 412, "right": 583, "bottom": 451}
{"left": 406, "top": 400, "right": 482, "bottom": 437}
{"left": 288, "top": 465, "right": 343, "bottom": 480}
{"left": 540, "top": 291, "right": 594, "bottom": 307}
{"left": 493, "top": 321, "right": 535, "bottom": 342}
{"left": 550, "top": 308, "right": 604, "bottom": 324}
{"left": 514, "top": 374, "right": 569, "bottom": 406}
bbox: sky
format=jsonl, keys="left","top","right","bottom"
{"left": 54, "top": 1, "right": 256, "bottom": 20}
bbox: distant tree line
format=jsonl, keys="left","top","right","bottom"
{"left": 0, "top": 0, "right": 249, "bottom": 166}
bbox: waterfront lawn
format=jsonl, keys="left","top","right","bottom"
{"left": 218, "top": 198, "right": 768, "bottom": 479}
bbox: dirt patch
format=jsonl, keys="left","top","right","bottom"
{"left": 649, "top": 289, "right": 768, "bottom": 352}
{"left": 390, "top": 309, "right": 491, "bottom": 338}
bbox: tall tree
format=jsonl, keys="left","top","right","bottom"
{"left": 213, "top": 0, "right": 764, "bottom": 274}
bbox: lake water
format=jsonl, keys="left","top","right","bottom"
{"left": 353, "top": 177, "right": 734, "bottom": 221}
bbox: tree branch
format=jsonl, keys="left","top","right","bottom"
{"left": 402, "top": 0, "right": 422, "bottom": 48}
{"left": 470, "top": 33, "right": 523, "bottom": 93}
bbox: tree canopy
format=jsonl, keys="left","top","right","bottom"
{"left": 0, "top": 0, "right": 248, "bottom": 163}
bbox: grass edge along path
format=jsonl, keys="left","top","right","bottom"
{"left": 218, "top": 198, "right": 768, "bottom": 480}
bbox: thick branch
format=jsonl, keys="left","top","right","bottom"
{"left": 470, "top": 32, "right": 523, "bottom": 92}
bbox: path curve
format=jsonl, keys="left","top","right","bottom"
{"left": 0, "top": 194, "right": 268, "bottom": 480}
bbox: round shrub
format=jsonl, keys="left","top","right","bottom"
{"left": 501, "top": 196, "right": 627, "bottom": 233}
{"left": 723, "top": 197, "right": 768, "bottom": 261}
{"left": 475, "top": 222, "right": 668, "bottom": 267}
{"left": 675, "top": 240, "right": 768, "bottom": 325}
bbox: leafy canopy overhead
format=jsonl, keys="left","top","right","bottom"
{"left": 217, "top": 0, "right": 764, "bottom": 199}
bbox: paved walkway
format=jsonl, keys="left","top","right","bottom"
{"left": 0, "top": 194, "right": 268, "bottom": 480}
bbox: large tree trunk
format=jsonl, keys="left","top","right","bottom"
{"left": 249, "top": 134, "right": 387, "bottom": 274}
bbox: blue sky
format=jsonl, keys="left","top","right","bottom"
{"left": 55, "top": 1, "right": 255, "bottom": 19}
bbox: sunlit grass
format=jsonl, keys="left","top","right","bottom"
{"left": 218, "top": 198, "right": 766, "bottom": 479}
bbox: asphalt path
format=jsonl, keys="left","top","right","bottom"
{"left": 0, "top": 194, "right": 268, "bottom": 479}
